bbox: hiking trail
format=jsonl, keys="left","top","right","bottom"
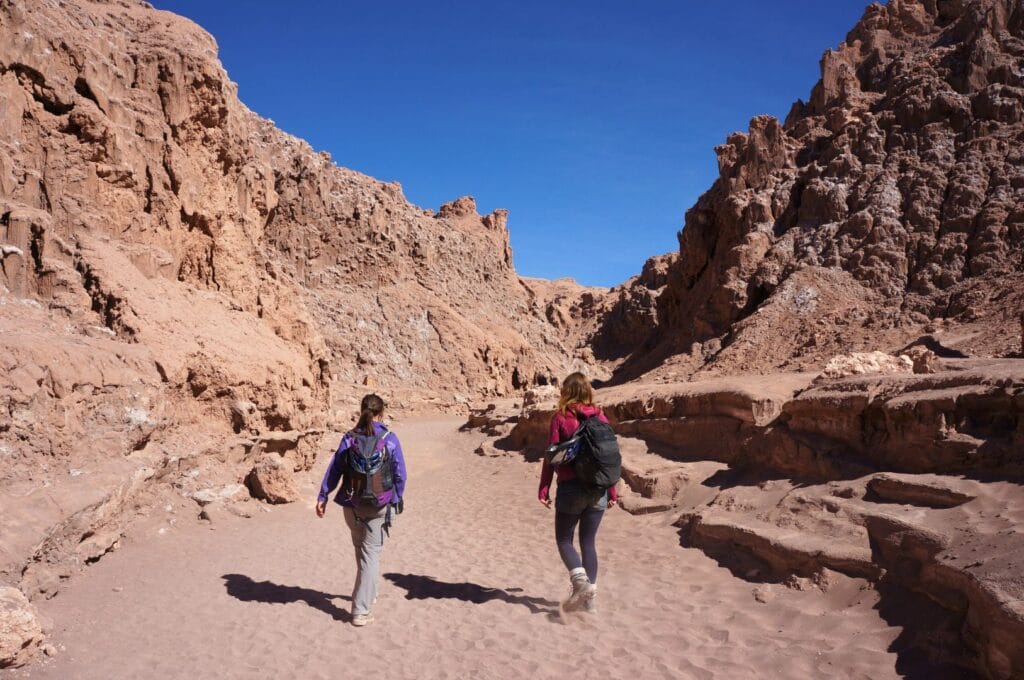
{"left": 7, "top": 416, "right": 912, "bottom": 680}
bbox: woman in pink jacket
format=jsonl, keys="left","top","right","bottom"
{"left": 538, "top": 372, "right": 618, "bottom": 612}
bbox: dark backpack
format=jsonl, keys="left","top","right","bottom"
{"left": 570, "top": 411, "right": 622, "bottom": 489}
{"left": 342, "top": 430, "right": 395, "bottom": 508}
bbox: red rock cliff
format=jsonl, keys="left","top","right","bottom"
{"left": 609, "top": 0, "right": 1024, "bottom": 380}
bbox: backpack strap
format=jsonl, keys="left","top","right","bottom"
{"left": 573, "top": 409, "right": 596, "bottom": 432}
{"left": 383, "top": 502, "right": 394, "bottom": 538}
{"left": 563, "top": 411, "right": 582, "bottom": 445}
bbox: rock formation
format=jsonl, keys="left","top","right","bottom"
{"left": 522, "top": 252, "right": 676, "bottom": 374}
{"left": 0, "top": 0, "right": 576, "bottom": 616}
{"left": 469, "top": 357, "right": 1024, "bottom": 678}
{"left": 819, "top": 350, "right": 913, "bottom": 378}
{"left": 0, "top": 585, "right": 44, "bottom": 668}
{"left": 602, "top": 0, "right": 1024, "bottom": 381}
{"left": 461, "top": 2, "right": 1024, "bottom": 677}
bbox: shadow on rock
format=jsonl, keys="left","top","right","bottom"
{"left": 221, "top": 573, "right": 351, "bottom": 622}
{"left": 677, "top": 526, "right": 788, "bottom": 584}
{"left": 384, "top": 572, "right": 558, "bottom": 615}
{"left": 873, "top": 578, "right": 983, "bottom": 680}
{"left": 699, "top": 466, "right": 789, "bottom": 490}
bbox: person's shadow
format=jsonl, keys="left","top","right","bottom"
{"left": 222, "top": 573, "right": 352, "bottom": 622}
{"left": 383, "top": 572, "right": 559, "bottom": 615}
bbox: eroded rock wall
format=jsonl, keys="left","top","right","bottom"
{"left": 0, "top": 0, "right": 576, "bottom": 612}
{"left": 0, "top": 0, "right": 581, "bottom": 410}
{"left": 606, "top": 0, "right": 1024, "bottom": 381}
{"left": 475, "top": 363, "right": 1024, "bottom": 678}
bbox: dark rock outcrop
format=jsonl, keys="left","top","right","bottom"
{"left": 610, "top": 0, "right": 1024, "bottom": 381}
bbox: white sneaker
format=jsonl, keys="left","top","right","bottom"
{"left": 352, "top": 612, "right": 374, "bottom": 627}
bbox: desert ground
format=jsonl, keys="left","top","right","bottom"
{"left": 2, "top": 415, "right": 971, "bottom": 680}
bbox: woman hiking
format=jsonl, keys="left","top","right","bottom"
{"left": 538, "top": 372, "right": 618, "bottom": 613}
{"left": 316, "top": 393, "right": 406, "bottom": 627}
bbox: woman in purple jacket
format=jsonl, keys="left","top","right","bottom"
{"left": 316, "top": 394, "right": 407, "bottom": 627}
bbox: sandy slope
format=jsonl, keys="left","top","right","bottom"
{"left": 3, "top": 416, "right": 921, "bottom": 680}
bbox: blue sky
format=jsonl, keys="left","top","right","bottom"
{"left": 154, "top": 0, "right": 874, "bottom": 287}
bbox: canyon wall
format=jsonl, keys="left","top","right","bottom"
{"left": 601, "top": 0, "right": 1024, "bottom": 381}
{"left": 0, "top": 0, "right": 576, "bottom": 599}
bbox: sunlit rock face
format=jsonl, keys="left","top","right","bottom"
{"left": 607, "top": 0, "right": 1024, "bottom": 381}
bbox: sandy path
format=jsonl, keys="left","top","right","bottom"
{"left": 5, "top": 416, "right": 912, "bottom": 679}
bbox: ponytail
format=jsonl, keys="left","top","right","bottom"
{"left": 355, "top": 393, "right": 385, "bottom": 435}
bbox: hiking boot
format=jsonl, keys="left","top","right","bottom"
{"left": 562, "top": 569, "right": 595, "bottom": 612}
{"left": 583, "top": 586, "right": 598, "bottom": 613}
{"left": 351, "top": 612, "right": 374, "bottom": 627}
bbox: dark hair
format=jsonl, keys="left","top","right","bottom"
{"left": 355, "top": 393, "right": 385, "bottom": 435}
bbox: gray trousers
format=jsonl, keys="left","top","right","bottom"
{"left": 343, "top": 504, "right": 388, "bottom": 616}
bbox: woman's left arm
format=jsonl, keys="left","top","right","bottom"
{"left": 390, "top": 434, "right": 407, "bottom": 499}
{"left": 317, "top": 436, "right": 349, "bottom": 504}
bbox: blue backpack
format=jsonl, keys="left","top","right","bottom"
{"left": 342, "top": 430, "right": 395, "bottom": 508}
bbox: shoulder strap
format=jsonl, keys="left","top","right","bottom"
{"left": 378, "top": 428, "right": 394, "bottom": 454}
{"left": 569, "top": 410, "right": 589, "bottom": 439}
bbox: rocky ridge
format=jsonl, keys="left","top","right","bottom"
{"left": 599, "top": 0, "right": 1024, "bottom": 382}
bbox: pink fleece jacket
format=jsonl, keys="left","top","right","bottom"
{"left": 538, "top": 404, "right": 619, "bottom": 503}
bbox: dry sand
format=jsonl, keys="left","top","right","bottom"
{"left": 4, "top": 417, "right": 922, "bottom": 679}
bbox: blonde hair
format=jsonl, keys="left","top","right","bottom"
{"left": 557, "top": 372, "right": 595, "bottom": 414}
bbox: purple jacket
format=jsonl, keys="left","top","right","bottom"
{"left": 317, "top": 422, "right": 407, "bottom": 507}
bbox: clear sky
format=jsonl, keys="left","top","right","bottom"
{"left": 153, "top": 0, "right": 874, "bottom": 287}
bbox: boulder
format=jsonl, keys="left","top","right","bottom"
{"left": 190, "top": 484, "right": 249, "bottom": 507}
{"left": 0, "top": 586, "right": 44, "bottom": 668}
{"left": 904, "top": 346, "right": 940, "bottom": 374}
{"left": 522, "top": 385, "right": 559, "bottom": 410}
{"left": 819, "top": 351, "right": 913, "bottom": 380}
{"left": 244, "top": 456, "right": 300, "bottom": 504}
{"left": 506, "top": 386, "right": 561, "bottom": 450}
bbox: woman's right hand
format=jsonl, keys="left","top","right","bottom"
{"left": 315, "top": 500, "right": 326, "bottom": 518}
{"left": 538, "top": 486, "right": 552, "bottom": 509}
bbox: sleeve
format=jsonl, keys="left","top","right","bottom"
{"left": 539, "top": 413, "right": 561, "bottom": 500}
{"left": 317, "top": 435, "right": 349, "bottom": 503}
{"left": 389, "top": 434, "right": 407, "bottom": 500}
